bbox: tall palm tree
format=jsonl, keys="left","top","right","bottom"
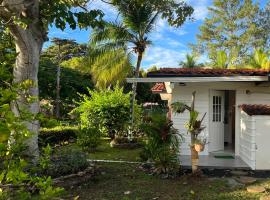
{"left": 249, "top": 49, "right": 270, "bottom": 69}
{"left": 90, "top": 2, "right": 159, "bottom": 126}
{"left": 179, "top": 54, "right": 197, "bottom": 68}
{"left": 90, "top": 0, "right": 193, "bottom": 127}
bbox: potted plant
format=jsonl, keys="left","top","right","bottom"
{"left": 193, "top": 138, "right": 207, "bottom": 152}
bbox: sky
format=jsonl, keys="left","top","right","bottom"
{"left": 46, "top": 0, "right": 268, "bottom": 69}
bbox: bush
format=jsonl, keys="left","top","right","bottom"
{"left": 77, "top": 127, "right": 101, "bottom": 151}
{"left": 39, "top": 117, "right": 60, "bottom": 128}
{"left": 41, "top": 148, "right": 89, "bottom": 178}
{"left": 74, "top": 86, "right": 142, "bottom": 139}
{"left": 39, "top": 126, "right": 79, "bottom": 147}
{"left": 140, "top": 112, "right": 181, "bottom": 173}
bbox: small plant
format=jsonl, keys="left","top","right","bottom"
{"left": 193, "top": 138, "right": 207, "bottom": 152}
{"left": 41, "top": 148, "right": 89, "bottom": 178}
{"left": 140, "top": 112, "right": 181, "bottom": 174}
{"left": 77, "top": 127, "right": 101, "bottom": 151}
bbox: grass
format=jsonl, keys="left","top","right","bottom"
{"left": 58, "top": 139, "right": 270, "bottom": 200}
{"left": 63, "top": 162, "right": 269, "bottom": 200}
{"left": 88, "top": 138, "right": 142, "bottom": 162}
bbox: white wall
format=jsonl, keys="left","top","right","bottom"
{"left": 254, "top": 116, "right": 270, "bottom": 170}
{"left": 171, "top": 84, "right": 209, "bottom": 155}
{"left": 240, "top": 111, "right": 256, "bottom": 169}
{"left": 171, "top": 82, "right": 270, "bottom": 157}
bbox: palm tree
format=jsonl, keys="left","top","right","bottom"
{"left": 89, "top": 4, "right": 156, "bottom": 127}
{"left": 210, "top": 50, "right": 239, "bottom": 69}
{"left": 90, "top": 0, "right": 193, "bottom": 128}
{"left": 179, "top": 54, "right": 197, "bottom": 68}
{"left": 249, "top": 49, "right": 270, "bottom": 69}
{"left": 90, "top": 49, "right": 132, "bottom": 89}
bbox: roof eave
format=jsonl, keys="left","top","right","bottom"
{"left": 126, "top": 76, "right": 269, "bottom": 83}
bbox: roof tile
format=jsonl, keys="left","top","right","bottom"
{"left": 240, "top": 104, "right": 270, "bottom": 116}
{"left": 151, "top": 83, "right": 166, "bottom": 93}
{"left": 147, "top": 68, "right": 270, "bottom": 77}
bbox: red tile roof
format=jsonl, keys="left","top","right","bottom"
{"left": 151, "top": 83, "right": 166, "bottom": 93}
{"left": 147, "top": 68, "right": 270, "bottom": 77}
{"left": 240, "top": 104, "right": 270, "bottom": 116}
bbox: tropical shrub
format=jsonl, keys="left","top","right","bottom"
{"left": 75, "top": 86, "right": 142, "bottom": 139}
{"left": 39, "top": 126, "right": 79, "bottom": 147}
{"left": 41, "top": 148, "right": 89, "bottom": 178}
{"left": 77, "top": 127, "right": 101, "bottom": 151}
{"left": 140, "top": 112, "right": 181, "bottom": 173}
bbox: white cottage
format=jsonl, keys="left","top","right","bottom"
{"left": 128, "top": 68, "right": 270, "bottom": 170}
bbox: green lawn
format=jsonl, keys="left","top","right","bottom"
{"left": 64, "top": 162, "right": 269, "bottom": 200}
{"left": 88, "top": 138, "right": 143, "bottom": 162}
{"left": 58, "top": 140, "right": 270, "bottom": 200}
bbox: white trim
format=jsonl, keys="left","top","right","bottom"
{"left": 126, "top": 76, "right": 268, "bottom": 83}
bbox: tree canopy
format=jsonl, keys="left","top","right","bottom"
{"left": 192, "top": 0, "right": 265, "bottom": 66}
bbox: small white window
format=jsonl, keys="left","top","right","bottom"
{"left": 213, "top": 96, "right": 222, "bottom": 122}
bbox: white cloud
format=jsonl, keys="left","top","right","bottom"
{"left": 188, "top": 0, "right": 210, "bottom": 21}
{"left": 166, "top": 38, "right": 185, "bottom": 48}
{"left": 142, "top": 46, "right": 188, "bottom": 68}
{"left": 87, "top": 1, "right": 118, "bottom": 20}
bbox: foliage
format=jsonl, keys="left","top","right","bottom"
{"left": 192, "top": 0, "right": 265, "bottom": 66}
{"left": 257, "top": 0, "right": 270, "bottom": 50}
{"left": 39, "top": 56, "right": 93, "bottom": 116}
{"left": 75, "top": 86, "right": 142, "bottom": 139}
{"left": 171, "top": 99, "right": 206, "bottom": 142}
{"left": 39, "top": 126, "right": 79, "bottom": 147}
{"left": 39, "top": 116, "right": 60, "bottom": 129}
{"left": 88, "top": 49, "right": 132, "bottom": 89}
{"left": 77, "top": 127, "right": 101, "bottom": 151}
{"left": 140, "top": 112, "right": 181, "bottom": 173}
{"left": 179, "top": 54, "right": 197, "bottom": 68}
{"left": 171, "top": 92, "right": 206, "bottom": 174}
{"left": 0, "top": 26, "right": 15, "bottom": 85}
{"left": 0, "top": 81, "right": 63, "bottom": 199}
{"left": 89, "top": 0, "right": 193, "bottom": 86}
{"left": 248, "top": 49, "right": 270, "bottom": 69}
{"left": 42, "top": 40, "right": 87, "bottom": 63}
{"left": 60, "top": 56, "right": 86, "bottom": 71}
{"left": 41, "top": 148, "right": 89, "bottom": 178}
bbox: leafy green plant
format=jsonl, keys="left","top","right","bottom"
{"left": 140, "top": 112, "right": 181, "bottom": 173}
{"left": 41, "top": 148, "right": 89, "bottom": 178}
{"left": 0, "top": 78, "right": 63, "bottom": 199}
{"left": 74, "top": 86, "right": 142, "bottom": 139}
{"left": 248, "top": 49, "right": 270, "bottom": 69}
{"left": 171, "top": 91, "right": 206, "bottom": 174}
{"left": 77, "top": 127, "right": 101, "bottom": 151}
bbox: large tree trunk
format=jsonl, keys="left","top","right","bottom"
{"left": 130, "top": 52, "right": 143, "bottom": 127}
{"left": 10, "top": 25, "right": 43, "bottom": 163}
{"left": 6, "top": 0, "right": 45, "bottom": 163}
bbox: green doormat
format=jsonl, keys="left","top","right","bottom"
{"left": 214, "top": 155, "right": 235, "bottom": 159}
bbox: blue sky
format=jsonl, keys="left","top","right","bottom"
{"left": 47, "top": 0, "right": 268, "bottom": 69}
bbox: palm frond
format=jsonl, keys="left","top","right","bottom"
{"left": 91, "top": 22, "right": 133, "bottom": 45}
{"left": 90, "top": 49, "right": 132, "bottom": 89}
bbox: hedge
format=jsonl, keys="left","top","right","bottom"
{"left": 39, "top": 126, "right": 79, "bottom": 147}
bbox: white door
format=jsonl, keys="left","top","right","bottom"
{"left": 209, "top": 90, "right": 225, "bottom": 152}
